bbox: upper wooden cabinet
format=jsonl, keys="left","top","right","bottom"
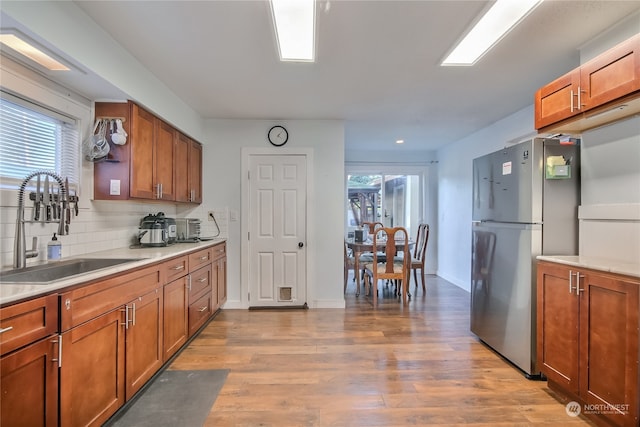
{"left": 535, "top": 33, "right": 640, "bottom": 132}
{"left": 94, "top": 101, "right": 202, "bottom": 204}
{"left": 175, "top": 132, "right": 203, "bottom": 203}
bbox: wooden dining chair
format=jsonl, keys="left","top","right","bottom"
{"left": 410, "top": 223, "right": 430, "bottom": 292}
{"left": 362, "top": 226, "right": 410, "bottom": 306}
{"left": 358, "top": 221, "right": 385, "bottom": 279}
{"left": 344, "top": 241, "right": 356, "bottom": 294}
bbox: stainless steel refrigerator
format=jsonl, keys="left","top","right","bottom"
{"left": 470, "top": 137, "right": 580, "bottom": 378}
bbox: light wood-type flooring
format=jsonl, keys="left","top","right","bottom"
{"left": 169, "top": 275, "right": 595, "bottom": 426}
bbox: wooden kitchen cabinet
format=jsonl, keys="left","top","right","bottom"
{"left": 535, "top": 33, "right": 640, "bottom": 132}
{"left": 94, "top": 101, "right": 201, "bottom": 204}
{"left": 59, "top": 265, "right": 163, "bottom": 426}
{"left": 537, "top": 261, "right": 640, "bottom": 427}
{"left": 163, "top": 274, "right": 189, "bottom": 361}
{"left": 130, "top": 105, "right": 175, "bottom": 201}
{"left": 1, "top": 294, "right": 59, "bottom": 427}
{"left": 188, "top": 263, "right": 214, "bottom": 336}
{"left": 212, "top": 243, "right": 227, "bottom": 307}
{"left": 162, "top": 255, "right": 189, "bottom": 361}
{"left": 175, "top": 132, "right": 203, "bottom": 204}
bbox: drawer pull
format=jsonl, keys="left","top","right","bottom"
{"left": 198, "top": 306, "right": 208, "bottom": 312}
{"left": 171, "top": 265, "right": 185, "bottom": 271}
{"left": 199, "top": 255, "right": 208, "bottom": 261}
{"left": 51, "top": 335, "right": 62, "bottom": 368}
{"left": 0, "top": 326, "right": 14, "bottom": 334}
{"left": 198, "top": 277, "right": 207, "bottom": 283}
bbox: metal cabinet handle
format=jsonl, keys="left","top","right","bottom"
{"left": 131, "top": 303, "right": 136, "bottom": 326}
{"left": 51, "top": 335, "right": 62, "bottom": 367}
{"left": 188, "top": 275, "right": 192, "bottom": 291}
{"left": 569, "top": 270, "right": 574, "bottom": 294}
{"left": 121, "top": 306, "right": 129, "bottom": 329}
{"left": 171, "top": 265, "right": 185, "bottom": 271}
{"left": 198, "top": 306, "right": 208, "bottom": 312}
{"left": 575, "top": 273, "right": 585, "bottom": 296}
{"left": 0, "top": 326, "right": 13, "bottom": 334}
{"left": 570, "top": 90, "right": 575, "bottom": 113}
{"left": 198, "top": 277, "right": 207, "bottom": 283}
{"left": 199, "top": 255, "right": 208, "bottom": 261}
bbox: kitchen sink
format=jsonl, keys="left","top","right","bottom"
{"left": 0, "top": 258, "right": 144, "bottom": 284}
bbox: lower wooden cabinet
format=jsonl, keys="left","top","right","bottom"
{"left": 163, "top": 275, "right": 189, "bottom": 361}
{"left": 537, "top": 261, "right": 640, "bottom": 427}
{"left": 1, "top": 335, "right": 59, "bottom": 427}
{"left": 1, "top": 294, "right": 59, "bottom": 427}
{"left": 60, "top": 308, "right": 124, "bottom": 427}
{"left": 1, "top": 242, "right": 226, "bottom": 427}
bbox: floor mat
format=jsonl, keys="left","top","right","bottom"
{"left": 107, "top": 369, "right": 229, "bottom": 427}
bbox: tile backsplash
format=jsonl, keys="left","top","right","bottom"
{"left": 0, "top": 197, "right": 228, "bottom": 268}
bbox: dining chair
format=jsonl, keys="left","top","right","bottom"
{"left": 409, "top": 223, "right": 430, "bottom": 292}
{"left": 362, "top": 226, "right": 410, "bottom": 306}
{"left": 344, "top": 240, "right": 356, "bottom": 294}
{"left": 358, "top": 221, "right": 385, "bottom": 279}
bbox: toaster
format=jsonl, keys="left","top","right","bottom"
{"left": 176, "top": 218, "right": 201, "bottom": 242}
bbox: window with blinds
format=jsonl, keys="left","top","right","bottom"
{"left": 0, "top": 93, "right": 79, "bottom": 186}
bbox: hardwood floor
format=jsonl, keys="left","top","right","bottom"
{"left": 169, "top": 275, "right": 595, "bottom": 426}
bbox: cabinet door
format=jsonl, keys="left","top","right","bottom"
{"left": 125, "top": 288, "right": 163, "bottom": 399}
{"left": 60, "top": 309, "right": 125, "bottom": 427}
{"left": 163, "top": 276, "right": 188, "bottom": 361}
{"left": 1, "top": 335, "right": 59, "bottom": 427}
{"left": 130, "top": 104, "right": 156, "bottom": 199}
{"left": 534, "top": 69, "right": 581, "bottom": 129}
{"left": 188, "top": 291, "right": 212, "bottom": 337}
{"left": 537, "top": 262, "right": 580, "bottom": 394}
{"left": 216, "top": 256, "right": 227, "bottom": 307}
{"left": 155, "top": 119, "right": 176, "bottom": 201}
{"left": 580, "top": 272, "right": 639, "bottom": 427}
{"left": 188, "top": 140, "right": 202, "bottom": 204}
{"left": 174, "top": 132, "right": 190, "bottom": 202}
{"left": 580, "top": 34, "right": 640, "bottom": 111}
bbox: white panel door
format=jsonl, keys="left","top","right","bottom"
{"left": 248, "top": 154, "right": 307, "bottom": 306}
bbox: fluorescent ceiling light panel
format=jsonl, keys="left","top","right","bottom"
{"left": 271, "top": 0, "right": 315, "bottom": 62}
{"left": 442, "top": 0, "right": 542, "bottom": 66}
{"left": 0, "top": 33, "right": 70, "bottom": 71}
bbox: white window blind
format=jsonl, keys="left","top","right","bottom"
{"left": 0, "top": 93, "right": 79, "bottom": 186}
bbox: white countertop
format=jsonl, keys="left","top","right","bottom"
{"left": 0, "top": 239, "right": 227, "bottom": 306}
{"left": 537, "top": 255, "right": 640, "bottom": 279}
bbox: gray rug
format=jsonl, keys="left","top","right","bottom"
{"left": 107, "top": 369, "right": 229, "bottom": 427}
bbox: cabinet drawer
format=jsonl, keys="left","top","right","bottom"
{"left": 164, "top": 255, "right": 188, "bottom": 283}
{"left": 0, "top": 294, "right": 58, "bottom": 356}
{"left": 189, "top": 264, "right": 211, "bottom": 303}
{"left": 60, "top": 264, "right": 161, "bottom": 331}
{"left": 188, "top": 292, "right": 212, "bottom": 336}
{"left": 189, "top": 248, "right": 211, "bottom": 271}
{"left": 211, "top": 242, "right": 226, "bottom": 262}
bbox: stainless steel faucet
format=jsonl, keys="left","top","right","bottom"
{"left": 14, "top": 171, "right": 68, "bottom": 269}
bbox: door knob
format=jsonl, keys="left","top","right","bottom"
{"left": 298, "top": 242, "right": 304, "bottom": 248}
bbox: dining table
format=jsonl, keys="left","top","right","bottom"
{"left": 345, "top": 237, "right": 413, "bottom": 296}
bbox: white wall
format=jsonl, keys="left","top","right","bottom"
{"left": 203, "top": 119, "right": 346, "bottom": 308}
{"left": 436, "top": 107, "right": 535, "bottom": 291}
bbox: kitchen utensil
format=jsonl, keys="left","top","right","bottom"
{"left": 83, "top": 119, "right": 110, "bottom": 161}
{"left": 111, "top": 119, "right": 127, "bottom": 145}
{"left": 43, "top": 176, "right": 50, "bottom": 221}
{"left": 34, "top": 174, "right": 41, "bottom": 221}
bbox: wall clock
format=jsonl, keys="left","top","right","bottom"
{"left": 268, "top": 125, "right": 288, "bottom": 147}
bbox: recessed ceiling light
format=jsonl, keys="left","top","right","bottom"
{"left": 0, "top": 32, "right": 70, "bottom": 71}
{"left": 396, "top": 139, "right": 404, "bottom": 144}
{"left": 270, "top": 0, "right": 315, "bottom": 62}
{"left": 441, "top": 0, "right": 542, "bottom": 66}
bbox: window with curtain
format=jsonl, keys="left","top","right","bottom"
{"left": 0, "top": 92, "right": 79, "bottom": 187}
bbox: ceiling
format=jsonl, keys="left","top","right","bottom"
{"left": 8, "top": 1, "right": 640, "bottom": 152}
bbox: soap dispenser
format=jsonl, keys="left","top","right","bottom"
{"left": 47, "top": 233, "right": 62, "bottom": 260}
